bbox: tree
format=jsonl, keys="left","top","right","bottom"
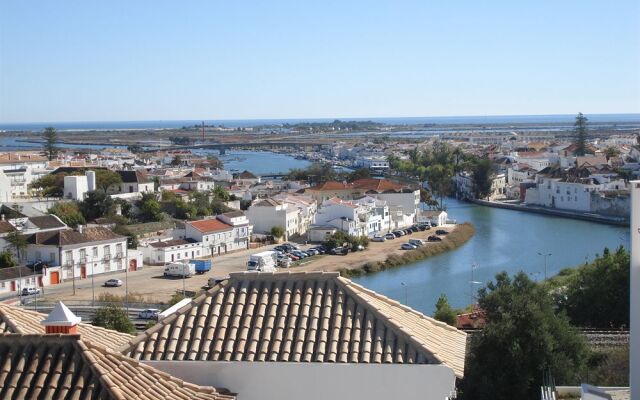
{"left": 213, "top": 186, "right": 231, "bottom": 202}
{"left": 471, "top": 157, "right": 493, "bottom": 199}
{"left": 171, "top": 155, "right": 182, "bottom": 166}
{"left": 0, "top": 250, "right": 16, "bottom": 268}
{"left": 92, "top": 304, "right": 135, "bottom": 334}
{"left": 112, "top": 224, "right": 139, "bottom": 249}
{"left": 79, "top": 190, "right": 115, "bottom": 221}
{"left": 190, "top": 191, "right": 212, "bottom": 216}
{"left": 558, "top": 246, "right": 629, "bottom": 329}
{"left": 462, "top": 272, "right": 588, "bottom": 400}
{"left": 433, "top": 294, "right": 457, "bottom": 326}
{"left": 574, "top": 112, "right": 588, "bottom": 156}
{"left": 603, "top": 146, "right": 621, "bottom": 161}
{"left": 270, "top": 226, "right": 285, "bottom": 239}
{"left": 5, "top": 230, "right": 28, "bottom": 262}
{"left": 42, "top": 127, "right": 59, "bottom": 161}
{"left": 48, "top": 201, "right": 86, "bottom": 228}
{"left": 30, "top": 172, "right": 69, "bottom": 197}
{"left": 138, "top": 193, "right": 163, "bottom": 222}
{"left": 347, "top": 168, "right": 371, "bottom": 182}
{"left": 127, "top": 144, "right": 143, "bottom": 153}
{"left": 94, "top": 170, "right": 123, "bottom": 193}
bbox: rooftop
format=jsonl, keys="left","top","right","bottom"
{"left": 27, "top": 226, "right": 125, "bottom": 247}
{"left": 121, "top": 271, "right": 467, "bottom": 378}
{"left": 187, "top": 218, "right": 233, "bottom": 234}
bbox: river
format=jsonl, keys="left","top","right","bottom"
{"left": 353, "top": 198, "right": 629, "bottom": 315}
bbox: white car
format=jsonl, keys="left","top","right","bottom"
{"left": 21, "top": 287, "right": 40, "bottom": 296}
{"left": 372, "top": 235, "right": 386, "bottom": 242}
{"left": 401, "top": 243, "right": 417, "bottom": 250}
{"left": 138, "top": 309, "right": 159, "bottom": 320}
{"left": 104, "top": 279, "right": 123, "bottom": 287}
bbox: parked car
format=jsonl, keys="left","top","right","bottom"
{"left": 330, "top": 247, "right": 349, "bottom": 255}
{"left": 21, "top": 287, "right": 40, "bottom": 296}
{"left": 409, "top": 226, "right": 419, "bottom": 233}
{"left": 104, "top": 279, "right": 123, "bottom": 287}
{"left": 291, "top": 250, "right": 307, "bottom": 259}
{"left": 427, "top": 235, "right": 443, "bottom": 242}
{"left": 392, "top": 230, "right": 404, "bottom": 237}
{"left": 384, "top": 233, "right": 396, "bottom": 240}
{"left": 354, "top": 244, "right": 365, "bottom": 251}
{"left": 372, "top": 235, "right": 386, "bottom": 242}
{"left": 436, "top": 230, "right": 448, "bottom": 235}
{"left": 403, "top": 229, "right": 413, "bottom": 235}
{"left": 401, "top": 243, "right": 417, "bottom": 250}
{"left": 316, "top": 246, "right": 328, "bottom": 254}
{"left": 287, "top": 253, "right": 300, "bottom": 261}
{"left": 306, "top": 248, "right": 319, "bottom": 256}
{"left": 138, "top": 309, "right": 159, "bottom": 320}
{"left": 409, "top": 239, "right": 424, "bottom": 247}
{"left": 277, "top": 257, "right": 291, "bottom": 268}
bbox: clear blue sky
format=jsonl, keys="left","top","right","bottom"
{"left": 1, "top": 1, "right": 639, "bottom": 123}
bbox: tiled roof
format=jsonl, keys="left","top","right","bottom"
{"left": 0, "top": 153, "right": 47, "bottom": 164}
{"left": 0, "top": 334, "right": 235, "bottom": 400}
{"left": 117, "top": 170, "right": 150, "bottom": 184}
{"left": 0, "top": 304, "right": 133, "bottom": 351}
{"left": 0, "top": 266, "right": 34, "bottom": 282}
{"left": 26, "top": 227, "right": 125, "bottom": 246}
{"left": 29, "top": 215, "right": 66, "bottom": 229}
{"left": 187, "top": 219, "right": 233, "bottom": 234}
{"left": 149, "top": 238, "right": 197, "bottom": 248}
{"left": 253, "top": 198, "right": 282, "bottom": 207}
{"left": 121, "top": 272, "right": 467, "bottom": 378}
{"left": 351, "top": 178, "right": 404, "bottom": 192}
{"left": 308, "top": 181, "right": 351, "bottom": 191}
{"left": 0, "top": 221, "right": 15, "bottom": 234}
{"left": 237, "top": 170, "right": 257, "bottom": 179}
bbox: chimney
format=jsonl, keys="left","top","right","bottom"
{"left": 86, "top": 170, "right": 96, "bottom": 192}
{"left": 41, "top": 301, "right": 81, "bottom": 334}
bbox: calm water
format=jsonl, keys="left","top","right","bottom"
{"left": 354, "top": 198, "right": 629, "bottom": 315}
{"left": 194, "top": 149, "right": 311, "bottom": 175}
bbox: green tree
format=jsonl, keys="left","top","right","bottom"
{"left": 48, "top": 201, "right": 86, "bottom": 228}
{"left": 270, "top": 226, "right": 285, "bottom": 239}
{"left": 138, "top": 193, "right": 163, "bottom": 222}
{"left": 94, "top": 170, "right": 123, "bottom": 193}
{"left": 433, "top": 294, "right": 457, "bottom": 326}
{"left": 213, "top": 186, "right": 231, "bottom": 202}
{"left": 603, "top": 146, "right": 621, "bottom": 161}
{"left": 471, "top": 157, "right": 494, "bottom": 199}
{"left": 92, "top": 304, "right": 135, "bottom": 334}
{"left": 574, "top": 112, "right": 588, "bottom": 156}
{"left": 558, "top": 246, "right": 629, "bottom": 329}
{"left": 112, "top": 224, "right": 139, "bottom": 249}
{"left": 347, "top": 168, "right": 371, "bottom": 182}
{"left": 5, "top": 230, "right": 28, "bottom": 262}
{"left": 30, "top": 172, "right": 70, "bottom": 197}
{"left": 127, "top": 144, "right": 143, "bottom": 153}
{"left": 462, "top": 272, "right": 588, "bottom": 400}
{"left": 0, "top": 250, "right": 17, "bottom": 268}
{"left": 190, "top": 191, "right": 212, "bottom": 216}
{"left": 171, "top": 155, "right": 182, "bottom": 166}
{"left": 42, "top": 126, "right": 59, "bottom": 161}
{"left": 79, "top": 190, "right": 116, "bottom": 221}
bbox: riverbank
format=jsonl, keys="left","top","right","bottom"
{"left": 338, "top": 223, "right": 475, "bottom": 278}
{"left": 470, "top": 199, "right": 629, "bottom": 227}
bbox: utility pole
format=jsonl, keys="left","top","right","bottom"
{"left": 629, "top": 180, "right": 639, "bottom": 400}
{"left": 537, "top": 252, "right": 552, "bottom": 280}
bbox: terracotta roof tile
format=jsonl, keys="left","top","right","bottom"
{"left": 0, "top": 334, "right": 235, "bottom": 399}
{"left": 121, "top": 272, "right": 467, "bottom": 378}
{"left": 187, "top": 219, "right": 233, "bottom": 234}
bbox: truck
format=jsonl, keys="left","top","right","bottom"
{"left": 190, "top": 259, "right": 212, "bottom": 274}
{"left": 247, "top": 251, "right": 277, "bottom": 272}
{"left": 163, "top": 262, "right": 196, "bottom": 278}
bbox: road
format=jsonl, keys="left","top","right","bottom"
{"left": 35, "top": 226, "right": 455, "bottom": 304}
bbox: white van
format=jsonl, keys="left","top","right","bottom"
{"left": 247, "top": 251, "right": 277, "bottom": 272}
{"left": 164, "top": 262, "right": 196, "bottom": 278}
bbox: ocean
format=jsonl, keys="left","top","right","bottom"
{"left": 1, "top": 114, "right": 639, "bottom": 132}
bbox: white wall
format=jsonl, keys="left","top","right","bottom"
{"left": 145, "top": 361, "right": 457, "bottom": 400}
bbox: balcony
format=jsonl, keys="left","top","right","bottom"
{"left": 115, "top": 253, "right": 123, "bottom": 259}
{"left": 103, "top": 254, "right": 111, "bottom": 261}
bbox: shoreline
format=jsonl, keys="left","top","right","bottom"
{"left": 338, "top": 223, "right": 476, "bottom": 278}
{"left": 470, "top": 199, "right": 629, "bottom": 227}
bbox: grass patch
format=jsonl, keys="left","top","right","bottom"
{"left": 339, "top": 223, "right": 476, "bottom": 278}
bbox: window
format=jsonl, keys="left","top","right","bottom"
{"left": 103, "top": 245, "right": 111, "bottom": 259}
{"left": 115, "top": 244, "right": 123, "bottom": 257}
{"left": 79, "top": 249, "right": 86, "bottom": 263}
{"left": 50, "top": 252, "right": 55, "bottom": 263}
{"left": 92, "top": 247, "right": 98, "bottom": 257}
{"left": 65, "top": 250, "right": 73, "bottom": 266}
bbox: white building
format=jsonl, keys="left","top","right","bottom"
{"left": 63, "top": 170, "right": 96, "bottom": 200}
{"left": 140, "top": 238, "right": 203, "bottom": 265}
{"left": 245, "top": 198, "right": 300, "bottom": 239}
{"left": 24, "top": 226, "right": 131, "bottom": 285}
{"left": 185, "top": 212, "right": 251, "bottom": 257}
{"left": 0, "top": 153, "right": 50, "bottom": 198}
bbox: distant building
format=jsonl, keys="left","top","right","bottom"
{"left": 185, "top": 212, "right": 251, "bottom": 257}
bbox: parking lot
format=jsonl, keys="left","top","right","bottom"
{"left": 34, "top": 225, "right": 455, "bottom": 304}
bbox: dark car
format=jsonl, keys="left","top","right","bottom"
{"left": 403, "top": 229, "right": 412, "bottom": 235}
{"left": 330, "top": 247, "right": 349, "bottom": 256}
{"left": 436, "top": 229, "right": 448, "bottom": 235}
{"left": 409, "top": 226, "right": 419, "bottom": 233}
{"left": 392, "top": 230, "right": 403, "bottom": 238}
{"left": 427, "top": 235, "right": 442, "bottom": 242}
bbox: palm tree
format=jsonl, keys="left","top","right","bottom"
{"left": 5, "top": 230, "right": 28, "bottom": 262}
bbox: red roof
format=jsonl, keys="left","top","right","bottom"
{"left": 188, "top": 218, "right": 233, "bottom": 233}
{"left": 309, "top": 181, "right": 351, "bottom": 191}
{"left": 351, "top": 178, "right": 404, "bottom": 191}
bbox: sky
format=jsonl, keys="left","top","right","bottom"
{"left": 0, "top": 1, "right": 639, "bottom": 123}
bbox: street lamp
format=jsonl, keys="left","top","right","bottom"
{"left": 400, "top": 282, "right": 408, "bottom": 306}
{"left": 537, "top": 252, "right": 552, "bottom": 280}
